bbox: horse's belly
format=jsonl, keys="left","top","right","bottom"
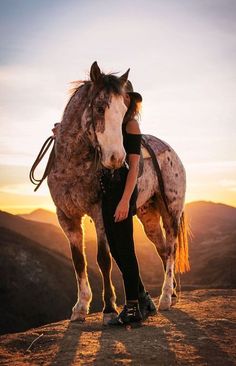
{"left": 158, "top": 149, "right": 186, "bottom": 210}
{"left": 136, "top": 158, "right": 158, "bottom": 208}
{"left": 136, "top": 147, "right": 186, "bottom": 211}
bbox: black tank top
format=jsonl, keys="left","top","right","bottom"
{"left": 100, "top": 122, "right": 141, "bottom": 210}
{"left": 122, "top": 121, "right": 142, "bottom": 156}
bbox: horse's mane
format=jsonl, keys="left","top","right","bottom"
{"left": 61, "top": 72, "right": 124, "bottom": 129}
{"left": 69, "top": 80, "right": 91, "bottom": 96}
{"left": 69, "top": 72, "right": 123, "bottom": 98}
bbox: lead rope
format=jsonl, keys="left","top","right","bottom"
{"left": 29, "top": 135, "right": 55, "bottom": 192}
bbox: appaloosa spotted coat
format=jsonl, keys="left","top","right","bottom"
{"left": 47, "top": 62, "right": 190, "bottom": 324}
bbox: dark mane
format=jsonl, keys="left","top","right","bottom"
{"left": 97, "top": 73, "right": 123, "bottom": 95}
{"left": 70, "top": 72, "right": 123, "bottom": 97}
{"left": 69, "top": 80, "right": 92, "bottom": 97}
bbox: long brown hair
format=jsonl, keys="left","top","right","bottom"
{"left": 123, "top": 94, "right": 142, "bottom": 125}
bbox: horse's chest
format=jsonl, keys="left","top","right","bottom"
{"left": 47, "top": 173, "right": 101, "bottom": 217}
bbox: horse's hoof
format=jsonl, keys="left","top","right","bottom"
{"left": 70, "top": 310, "right": 86, "bottom": 322}
{"left": 171, "top": 295, "right": 178, "bottom": 306}
{"left": 158, "top": 295, "right": 171, "bottom": 311}
{"left": 102, "top": 312, "right": 118, "bottom": 326}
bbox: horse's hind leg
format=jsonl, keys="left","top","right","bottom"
{"left": 56, "top": 208, "right": 92, "bottom": 321}
{"left": 92, "top": 209, "right": 118, "bottom": 325}
{"left": 158, "top": 206, "right": 180, "bottom": 311}
{"left": 136, "top": 197, "right": 177, "bottom": 307}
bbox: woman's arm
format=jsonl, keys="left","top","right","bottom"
{"left": 114, "top": 120, "right": 141, "bottom": 222}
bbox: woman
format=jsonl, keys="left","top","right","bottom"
{"left": 99, "top": 81, "right": 157, "bottom": 326}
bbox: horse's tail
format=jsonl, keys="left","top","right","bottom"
{"left": 175, "top": 211, "right": 191, "bottom": 273}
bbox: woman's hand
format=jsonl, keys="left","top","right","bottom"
{"left": 114, "top": 198, "right": 130, "bottom": 222}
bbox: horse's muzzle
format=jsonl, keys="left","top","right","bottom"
{"left": 102, "top": 155, "right": 125, "bottom": 169}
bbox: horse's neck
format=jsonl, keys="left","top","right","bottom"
{"left": 56, "top": 126, "right": 92, "bottom": 163}
{"left": 54, "top": 85, "right": 95, "bottom": 168}
{"left": 55, "top": 116, "right": 94, "bottom": 170}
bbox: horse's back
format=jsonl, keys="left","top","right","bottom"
{"left": 139, "top": 133, "right": 186, "bottom": 211}
{"left": 141, "top": 133, "right": 185, "bottom": 171}
{"left": 142, "top": 134, "right": 172, "bottom": 157}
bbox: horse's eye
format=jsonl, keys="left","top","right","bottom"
{"left": 96, "top": 106, "right": 105, "bottom": 114}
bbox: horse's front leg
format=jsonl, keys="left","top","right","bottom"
{"left": 92, "top": 205, "right": 118, "bottom": 325}
{"left": 57, "top": 208, "right": 92, "bottom": 321}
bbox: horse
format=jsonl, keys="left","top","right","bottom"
{"left": 45, "top": 61, "right": 189, "bottom": 325}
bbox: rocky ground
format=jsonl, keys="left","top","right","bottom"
{"left": 0, "top": 290, "right": 235, "bottom": 366}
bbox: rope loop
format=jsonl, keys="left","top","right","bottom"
{"left": 29, "top": 136, "right": 55, "bottom": 192}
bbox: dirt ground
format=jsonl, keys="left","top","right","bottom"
{"left": 0, "top": 289, "right": 235, "bottom": 366}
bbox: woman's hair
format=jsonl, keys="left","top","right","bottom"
{"left": 123, "top": 94, "right": 142, "bottom": 125}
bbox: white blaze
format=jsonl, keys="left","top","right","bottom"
{"left": 96, "top": 94, "right": 127, "bottom": 169}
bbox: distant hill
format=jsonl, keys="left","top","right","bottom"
{"left": 0, "top": 226, "right": 76, "bottom": 335}
{"left": 0, "top": 210, "right": 71, "bottom": 258}
{"left": 0, "top": 227, "right": 106, "bottom": 335}
{"left": 18, "top": 208, "right": 96, "bottom": 241}
{"left": 183, "top": 201, "right": 236, "bottom": 288}
{"left": 185, "top": 200, "right": 236, "bottom": 236}
{"left": 19, "top": 208, "right": 59, "bottom": 226}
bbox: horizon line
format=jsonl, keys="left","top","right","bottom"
{"left": 1, "top": 199, "right": 236, "bottom": 215}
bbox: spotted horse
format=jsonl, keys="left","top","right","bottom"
{"left": 30, "top": 61, "right": 190, "bottom": 325}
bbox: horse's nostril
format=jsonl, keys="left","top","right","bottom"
{"left": 111, "top": 154, "right": 115, "bottom": 162}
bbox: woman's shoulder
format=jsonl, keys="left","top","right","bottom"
{"left": 125, "top": 119, "right": 141, "bottom": 134}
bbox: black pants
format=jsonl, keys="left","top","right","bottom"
{"left": 100, "top": 166, "right": 145, "bottom": 301}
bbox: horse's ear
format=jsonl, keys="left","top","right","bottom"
{"left": 119, "top": 68, "right": 130, "bottom": 86}
{"left": 90, "top": 61, "right": 101, "bottom": 82}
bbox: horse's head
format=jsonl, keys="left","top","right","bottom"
{"left": 82, "top": 61, "right": 129, "bottom": 169}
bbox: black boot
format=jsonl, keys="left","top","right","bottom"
{"left": 138, "top": 291, "right": 157, "bottom": 320}
{"left": 107, "top": 302, "right": 142, "bottom": 326}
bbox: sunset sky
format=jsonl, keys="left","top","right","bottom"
{"left": 0, "top": 0, "right": 236, "bottom": 213}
